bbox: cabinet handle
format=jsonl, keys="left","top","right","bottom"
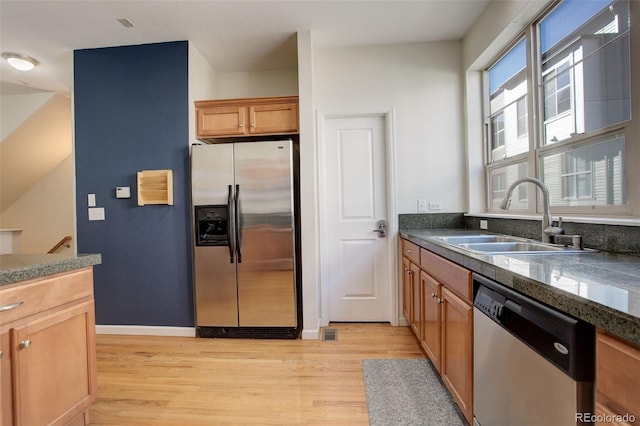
{"left": 239, "top": 123, "right": 244, "bottom": 128}
{"left": 404, "top": 268, "right": 410, "bottom": 273}
{"left": 431, "top": 292, "right": 437, "bottom": 298}
{"left": 0, "top": 350, "right": 3, "bottom": 359}
{"left": 0, "top": 301, "right": 24, "bottom": 312}
{"left": 406, "top": 249, "right": 412, "bottom": 253}
{"left": 437, "top": 298, "right": 444, "bottom": 304}
{"left": 20, "top": 340, "right": 31, "bottom": 349}
{"left": 250, "top": 122, "right": 255, "bottom": 128}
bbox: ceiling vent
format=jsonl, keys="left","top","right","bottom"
{"left": 117, "top": 18, "right": 135, "bottom": 28}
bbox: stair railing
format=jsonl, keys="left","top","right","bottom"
{"left": 48, "top": 235, "right": 72, "bottom": 254}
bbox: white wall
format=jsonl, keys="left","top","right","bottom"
{"left": 2, "top": 155, "right": 75, "bottom": 253}
{"left": 1, "top": 92, "right": 54, "bottom": 140}
{"left": 215, "top": 68, "right": 298, "bottom": 99}
{"left": 314, "top": 42, "right": 466, "bottom": 214}
{"left": 0, "top": 92, "right": 74, "bottom": 253}
{"left": 297, "top": 30, "right": 321, "bottom": 340}
{"left": 188, "top": 42, "right": 217, "bottom": 147}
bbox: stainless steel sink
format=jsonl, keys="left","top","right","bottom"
{"left": 435, "top": 235, "right": 523, "bottom": 244}
{"left": 457, "top": 241, "right": 585, "bottom": 254}
{"left": 433, "top": 234, "right": 591, "bottom": 254}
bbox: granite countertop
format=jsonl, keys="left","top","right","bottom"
{"left": 401, "top": 228, "right": 640, "bottom": 346}
{"left": 0, "top": 253, "right": 102, "bottom": 286}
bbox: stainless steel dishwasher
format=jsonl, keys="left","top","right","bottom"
{"left": 472, "top": 273, "right": 595, "bottom": 426}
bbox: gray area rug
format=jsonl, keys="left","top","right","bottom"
{"left": 362, "top": 358, "right": 466, "bottom": 426}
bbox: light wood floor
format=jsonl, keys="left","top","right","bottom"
{"left": 89, "top": 323, "right": 424, "bottom": 425}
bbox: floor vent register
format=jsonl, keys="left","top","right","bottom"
{"left": 322, "top": 328, "right": 338, "bottom": 342}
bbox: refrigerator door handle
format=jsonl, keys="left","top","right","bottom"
{"left": 235, "top": 184, "right": 242, "bottom": 263}
{"left": 227, "top": 185, "right": 235, "bottom": 263}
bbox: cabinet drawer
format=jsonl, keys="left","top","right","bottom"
{"left": 596, "top": 330, "right": 640, "bottom": 425}
{"left": 0, "top": 268, "right": 93, "bottom": 325}
{"left": 420, "top": 248, "right": 471, "bottom": 302}
{"left": 401, "top": 239, "right": 420, "bottom": 264}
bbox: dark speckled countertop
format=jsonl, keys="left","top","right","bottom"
{"left": 0, "top": 253, "right": 102, "bottom": 286}
{"left": 401, "top": 229, "right": 640, "bottom": 346}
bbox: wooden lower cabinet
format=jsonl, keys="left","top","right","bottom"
{"left": 401, "top": 239, "right": 420, "bottom": 328}
{"left": 0, "top": 329, "right": 9, "bottom": 425}
{"left": 401, "top": 257, "right": 421, "bottom": 334}
{"left": 400, "top": 239, "right": 474, "bottom": 425}
{"left": 441, "top": 287, "right": 473, "bottom": 424}
{"left": 402, "top": 257, "right": 412, "bottom": 322}
{"left": 595, "top": 330, "right": 640, "bottom": 426}
{"left": 420, "top": 271, "right": 441, "bottom": 373}
{"left": 410, "top": 262, "right": 421, "bottom": 337}
{"left": 0, "top": 268, "right": 97, "bottom": 426}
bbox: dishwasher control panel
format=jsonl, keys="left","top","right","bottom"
{"left": 474, "top": 285, "right": 504, "bottom": 322}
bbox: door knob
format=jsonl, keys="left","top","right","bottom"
{"left": 372, "top": 220, "right": 387, "bottom": 238}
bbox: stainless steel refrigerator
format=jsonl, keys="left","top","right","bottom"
{"left": 191, "top": 140, "right": 300, "bottom": 338}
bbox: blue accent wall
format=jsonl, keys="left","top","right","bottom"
{"left": 74, "top": 41, "right": 193, "bottom": 326}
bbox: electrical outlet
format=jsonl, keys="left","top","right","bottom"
{"left": 480, "top": 219, "right": 488, "bottom": 230}
{"left": 428, "top": 202, "right": 442, "bottom": 211}
{"left": 417, "top": 199, "right": 427, "bottom": 213}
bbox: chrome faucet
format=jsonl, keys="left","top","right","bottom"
{"left": 499, "top": 177, "right": 564, "bottom": 244}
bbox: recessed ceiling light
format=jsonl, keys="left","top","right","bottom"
{"left": 2, "top": 52, "right": 39, "bottom": 71}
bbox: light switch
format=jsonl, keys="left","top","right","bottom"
{"left": 88, "top": 193, "right": 96, "bottom": 207}
{"left": 116, "top": 187, "right": 131, "bottom": 199}
{"left": 88, "top": 207, "right": 105, "bottom": 221}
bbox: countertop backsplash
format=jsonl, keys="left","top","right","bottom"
{"left": 399, "top": 213, "right": 640, "bottom": 256}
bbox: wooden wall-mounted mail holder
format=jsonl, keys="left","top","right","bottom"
{"left": 137, "top": 169, "right": 174, "bottom": 206}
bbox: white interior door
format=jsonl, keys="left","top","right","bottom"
{"left": 323, "top": 115, "right": 391, "bottom": 322}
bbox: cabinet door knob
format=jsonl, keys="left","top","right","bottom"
{"left": 20, "top": 339, "right": 32, "bottom": 349}
{"left": 0, "top": 350, "right": 3, "bottom": 359}
{"left": 431, "top": 292, "right": 437, "bottom": 298}
{"left": 437, "top": 298, "right": 444, "bottom": 304}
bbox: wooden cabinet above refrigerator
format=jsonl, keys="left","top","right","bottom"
{"left": 195, "top": 96, "right": 299, "bottom": 141}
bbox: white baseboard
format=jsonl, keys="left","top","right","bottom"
{"left": 95, "top": 325, "right": 196, "bottom": 337}
{"left": 301, "top": 327, "right": 320, "bottom": 340}
{"left": 398, "top": 317, "right": 409, "bottom": 327}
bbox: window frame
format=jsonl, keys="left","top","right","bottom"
{"left": 483, "top": 0, "right": 633, "bottom": 217}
